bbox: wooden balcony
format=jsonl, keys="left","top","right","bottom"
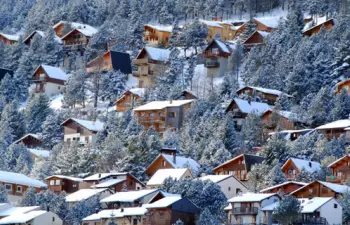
{"left": 326, "top": 175, "right": 348, "bottom": 183}
{"left": 63, "top": 42, "right": 87, "bottom": 51}
{"left": 137, "top": 115, "right": 166, "bottom": 123}
{"left": 132, "top": 69, "right": 154, "bottom": 77}
{"left": 232, "top": 207, "right": 259, "bottom": 215}
{"left": 133, "top": 58, "right": 149, "bottom": 65}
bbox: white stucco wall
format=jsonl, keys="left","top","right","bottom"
{"left": 32, "top": 211, "right": 63, "bottom": 225}
{"left": 218, "top": 177, "right": 248, "bottom": 199}
{"left": 64, "top": 133, "right": 94, "bottom": 144}
{"left": 319, "top": 198, "right": 342, "bottom": 225}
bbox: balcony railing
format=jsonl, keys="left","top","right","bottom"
{"left": 232, "top": 207, "right": 259, "bottom": 215}
{"left": 326, "top": 175, "right": 347, "bottom": 183}
{"left": 132, "top": 69, "right": 154, "bottom": 77}
{"left": 293, "top": 217, "right": 328, "bottom": 225}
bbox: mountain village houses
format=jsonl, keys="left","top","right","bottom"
{"left": 281, "top": 158, "right": 321, "bottom": 180}
{"left": 0, "top": 33, "right": 19, "bottom": 45}
{"left": 61, "top": 118, "right": 104, "bottom": 144}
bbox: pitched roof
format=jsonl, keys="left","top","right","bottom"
{"left": 303, "top": 17, "right": 334, "bottom": 33}
{"left": 45, "top": 175, "right": 83, "bottom": 182}
{"left": 253, "top": 16, "right": 281, "bottom": 28}
{"left": 23, "top": 30, "right": 62, "bottom": 44}
{"left": 91, "top": 179, "right": 126, "bottom": 188}
{"left": 145, "top": 196, "right": 182, "bottom": 209}
{"left": 259, "top": 181, "right": 308, "bottom": 193}
{"left": 290, "top": 181, "right": 349, "bottom": 195}
{"left": 143, "top": 47, "right": 170, "bottom": 61}
{"left": 13, "top": 133, "right": 42, "bottom": 144}
{"left": 237, "top": 86, "right": 291, "bottom": 97}
{"left": 299, "top": 197, "right": 334, "bottom": 213}
{"left": 83, "top": 207, "right": 148, "bottom": 221}
{"left": 226, "top": 98, "right": 271, "bottom": 115}
{"left": 100, "top": 189, "right": 159, "bottom": 203}
{"left": 0, "top": 206, "right": 40, "bottom": 217}
{"left": 316, "top": 119, "right": 350, "bottom": 130}
{"left": 28, "top": 149, "right": 50, "bottom": 158}
{"left": 133, "top": 100, "right": 195, "bottom": 111}
{"left": 0, "top": 210, "right": 47, "bottom": 224}
{"left": 328, "top": 155, "right": 350, "bottom": 168}
{"left": 61, "top": 118, "right": 104, "bottom": 132}
{"left": 146, "top": 154, "right": 200, "bottom": 173}
{"left": 198, "top": 175, "right": 233, "bottom": 183}
{"left": 110, "top": 51, "right": 132, "bottom": 74}
{"left": 213, "top": 154, "right": 265, "bottom": 172}
{"left": 199, "top": 20, "right": 224, "bottom": 28}
{"left": 33, "top": 65, "right": 68, "bottom": 81}
{"left": 0, "top": 33, "right": 19, "bottom": 41}
{"left": 66, "top": 188, "right": 108, "bottom": 202}
{"left": 282, "top": 158, "right": 321, "bottom": 173}
{"left": 0, "top": 171, "right": 46, "bottom": 188}
{"left": 228, "top": 193, "right": 277, "bottom": 203}
{"left": 57, "top": 21, "right": 98, "bottom": 39}
{"left": 145, "top": 24, "right": 173, "bottom": 32}
{"left": 83, "top": 172, "right": 128, "bottom": 181}
{"left": 0, "top": 68, "right": 13, "bottom": 81}
{"left": 147, "top": 168, "right": 190, "bottom": 186}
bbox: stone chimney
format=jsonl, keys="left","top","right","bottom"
{"left": 309, "top": 162, "right": 312, "bottom": 168}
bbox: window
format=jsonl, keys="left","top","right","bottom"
{"left": 162, "top": 160, "right": 166, "bottom": 167}
{"left": 236, "top": 188, "right": 242, "bottom": 194}
{"left": 133, "top": 218, "right": 137, "bottom": 225}
{"left": 130, "top": 181, "right": 133, "bottom": 185}
{"left": 168, "top": 112, "right": 176, "bottom": 118}
{"left": 77, "top": 137, "right": 80, "bottom": 141}
{"left": 309, "top": 188, "right": 313, "bottom": 193}
{"left": 55, "top": 180, "right": 61, "bottom": 185}
{"left": 53, "top": 217, "right": 55, "bottom": 222}
{"left": 58, "top": 86, "right": 60, "bottom": 90}
{"left": 16, "top": 186, "right": 22, "bottom": 193}
{"left": 77, "top": 127, "right": 81, "bottom": 133}
{"left": 228, "top": 171, "right": 234, "bottom": 175}
{"left": 50, "top": 180, "right": 55, "bottom": 185}
{"left": 334, "top": 204, "right": 338, "bottom": 208}
{"left": 212, "top": 48, "right": 219, "bottom": 54}
{"left": 5, "top": 184, "right": 11, "bottom": 191}
{"left": 149, "top": 113, "right": 155, "bottom": 117}
{"left": 241, "top": 160, "right": 245, "bottom": 164}
{"left": 228, "top": 187, "right": 231, "bottom": 191}
{"left": 72, "top": 184, "right": 77, "bottom": 188}
{"left": 159, "top": 112, "right": 164, "bottom": 117}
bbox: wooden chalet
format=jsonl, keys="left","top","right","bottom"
{"left": 147, "top": 168, "right": 192, "bottom": 189}
{"left": 0, "top": 170, "right": 46, "bottom": 204}
{"left": 268, "top": 129, "right": 314, "bottom": 141}
{"left": 0, "top": 68, "right": 13, "bottom": 81}
{"left": 290, "top": 180, "right": 349, "bottom": 198}
{"left": 146, "top": 196, "right": 199, "bottom": 225}
{"left": 145, "top": 150, "right": 200, "bottom": 177}
{"left": 335, "top": 78, "right": 350, "bottom": 95}
{"left": 0, "top": 33, "right": 19, "bottom": 45}
{"left": 200, "top": 20, "right": 236, "bottom": 41}
{"left": 61, "top": 118, "right": 104, "bottom": 144}
{"left": 243, "top": 30, "right": 269, "bottom": 50}
{"left": 252, "top": 17, "right": 279, "bottom": 32}
{"left": 315, "top": 119, "right": 350, "bottom": 140}
{"left": 86, "top": 51, "right": 132, "bottom": 74}
{"left": 281, "top": 158, "right": 321, "bottom": 180}
{"left": 31, "top": 65, "right": 67, "bottom": 96}
{"left": 261, "top": 110, "right": 298, "bottom": 133}
{"left": 83, "top": 172, "right": 145, "bottom": 191}
{"left": 132, "top": 47, "right": 170, "bottom": 88}
{"left": 236, "top": 86, "right": 292, "bottom": 105}
{"left": 133, "top": 100, "right": 195, "bottom": 133}
{"left": 115, "top": 88, "right": 145, "bottom": 113}
{"left": 202, "top": 39, "right": 232, "bottom": 78}
{"left": 212, "top": 154, "right": 266, "bottom": 182}
{"left": 178, "top": 90, "right": 197, "bottom": 100}
{"left": 259, "top": 181, "right": 307, "bottom": 194}
{"left": 60, "top": 24, "right": 97, "bottom": 50}
{"left": 23, "top": 30, "right": 62, "bottom": 46}
{"left": 303, "top": 18, "right": 334, "bottom": 37}
{"left": 225, "top": 98, "right": 271, "bottom": 130}
{"left": 144, "top": 24, "right": 172, "bottom": 46}
{"left": 45, "top": 175, "right": 83, "bottom": 194}
{"left": 327, "top": 155, "right": 350, "bottom": 184}
{"left": 13, "top": 134, "right": 42, "bottom": 148}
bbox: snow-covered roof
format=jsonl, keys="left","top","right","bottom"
{"left": 0, "top": 171, "right": 46, "bottom": 188}
{"left": 13, "top": 133, "right": 41, "bottom": 144}
{"left": 257, "top": 31, "right": 270, "bottom": 37}
{"left": 328, "top": 155, "right": 350, "bottom": 168}
{"left": 129, "top": 88, "right": 146, "bottom": 97}
{"left": 28, "top": 149, "right": 50, "bottom": 158}
{"left": 100, "top": 189, "right": 159, "bottom": 203}
{"left": 54, "top": 21, "right": 98, "bottom": 38}
{"left": 62, "top": 118, "right": 104, "bottom": 132}
{"left": 38, "top": 65, "right": 68, "bottom": 81}
{"left": 303, "top": 16, "right": 334, "bottom": 32}
{"left": 224, "top": 204, "right": 232, "bottom": 211}
{"left": 259, "top": 181, "right": 308, "bottom": 193}
{"left": 0, "top": 33, "right": 19, "bottom": 41}
{"left": 199, "top": 20, "right": 224, "bottom": 28}
{"left": 237, "top": 86, "right": 291, "bottom": 97}
{"left": 300, "top": 197, "right": 334, "bottom": 213}
{"left": 91, "top": 179, "right": 126, "bottom": 188}
{"left": 24, "top": 30, "right": 62, "bottom": 44}
{"left": 147, "top": 168, "right": 190, "bottom": 186}
{"left": 0, "top": 206, "right": 40, "bottom": 217}
{"left": 228, "top": 193, "right": 277, "bottom": 203}
{"left": 133, "top": 100, "right": 195, "bottom": 111}
{"left": 316, "top": 119, "right": 350, "bottom": 130}
{"left": 213, "top": 39, "right": 231, "bottom": 53}
{"left": 261, "top": 201, "right": 279, "bottom": 211}
{"left": 46, "top": 175, "right": 83, "bottom": 182}
{"left": 231, "top": 98, "right": 271, "bottom": 115}
{"left": 0, "top": 210, "right": 47, "bottom": 224}
{"left": 66, "top": 188, "right": 107, "bottom": 203}
{"left": 283, "top": 158, "right": 321, "bottom": 173}
{"left": 145, "top": 196, "right": 182, "bottom": 209}
{"left": 162, "top": 154, "right": 200, "bottom": 171}
{"left": 291, "top": 181, "right": 349, "bottom": 195}
{"left": 83, "top": 207, "right": 148, "bottom": 221}
{"left": 83, "top": 172, "right": 127, "bottom": 182}
{"left": 144, "top": 47, "right": 170, "bottom": 61}
{"left": 254, "top": 16, "right": 281, "bottom": 28}
{"left": 145, "top": 24, "right": 173, "bottom": 32}
{"left": 198, "top": 175, "right": 233, "bottom": 183}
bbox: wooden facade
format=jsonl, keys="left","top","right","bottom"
{"left": 115, "top": 90, "right": 143, "bottom": 113}
{"left": 32, "top": 66, "right": 65, "bottom": 93}
{"left": 281, "top": 159, "right": 300, "bottom": 180}
{"left": 144, "top": 25, "right": 172, "bottom": 46}
{"left": 61, "top": 118, "right": 103, "bottom": 144}
{"left": 53, "top": 23, "right": 67, "bottom": 38}
{"left": 303, "top": 19, "right": 334, "bottom": 37}
{"left": 335, "top": 79, "right": 350, "bottom": 95}
{"left": 145, "top": 154, "right": 178, "bottom": 177}
{"left": 14, "top": 134, "right": 42, "bottom": 148}
{"left": 261, "top": 110, "right": 296, "bottom": 133}
{"left": 61, "top": 29, "right": 90, "bottom": 49}
{"left": 0, "top": 34, "right": 18, "bottom": 45}
{"left": 146, "top": 198, "right": 199, "bottom": 225}
{"left": 327, "top": 155, "right": 350, "bottom": 184}
{"left": 84, "top": 173, "right": 145, "bottom": 191}
{"left": 243, "top": 31, "right": 267, "bottom": 50}
{"left": 86, "top": 51, "right": 113, "bottom": 73}
{"left": 134, "top": 100, "right": 193, "bottom": 133}
{"left": 212, "top": 154, "right": 265, "bottom": 181}
{"left": 260, "top": 182, "right": 306, "bottom": 194}
{"left": 291, "top": 181, "right": 344, "bottom": 198}
{"left": 236, "top": 86, "right": 285, "bottom": 105}
{"left": 46, "top": 176, "right": 81, "bottom": 194}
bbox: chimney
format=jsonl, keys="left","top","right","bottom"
{"left": 120, "top": 208, "right": 124, "bottom": 212}
{"left": 95, "top": 208, "right": 99, "bottom": 214}
{"left": 46, "top": 206, "right": 50, "bottom": 212}
{"left": 173, "top": 150, "right": 176, "bottom": 164}
{"left": 98, "top": 173, "right": 101, "bottom": 178}
{"left": 309, "top": 162, "right": 312, "bottom": 168}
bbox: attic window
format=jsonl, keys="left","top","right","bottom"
{"left": 334, "top": 204, "right": 338, "bottom": 208}
{"left": 162, "top": 160, "right": 166, "bottom": 167}
{"left": 212, "top": 48, "right": 219, "bottom": 54}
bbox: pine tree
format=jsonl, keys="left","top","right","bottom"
{"left": 0, "top": 73, "right": 17, "bottom": 103}
{"left": 5, "top": 144, "right": 34, "bottom": 174}
{"left": 273, "top": 195, "right": 301, "bottom": 225}
{"left": 41, "top": 113, "right": 64, "bottom": 149}
{"left": 20, "top": 187, "right": 37, "bottom": 206}
{"left": 240, "top": 19, "right": 257, "bottom": 41}
{"left": 0, "top": 185, "right": 8, "bottom": 203}
{"left": 267, "top": 163, "right": 287, "bottom": 186}
{"left": 26, "top": 94, "right": 52, "bottom": 134}
{"left": 63, "top": 68, "right": 88, "bottom": 108}
{"left": 0, "top": 101, "right": 26, "bottom": 140}
{"left": 100, "top": 70, "right": 127, "bottom": 105}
